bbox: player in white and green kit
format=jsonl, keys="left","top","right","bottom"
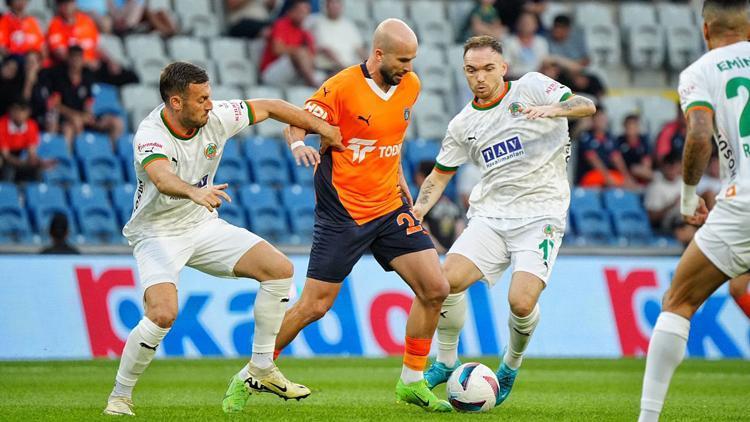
{"left": 412, "top": 36, "right": 595, "bottom": 406}
{"left": 639, "top": 1, "right": 750, "bottom": 420}
{"left": 104, "top": 62, "right": 342, "bottom": 416}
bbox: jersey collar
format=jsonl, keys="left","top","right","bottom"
{"left": 472, "top": 81, "right": 511, "bottom": 111}
{"left": 160, "top": 108, "right": 199, "bottom": 140}
{"left": 360, "top": 62, "right": 398, "bottom": 101}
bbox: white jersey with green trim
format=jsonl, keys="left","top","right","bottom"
{"left": 122, "top": 100, "right": 254, "bottom": 244}
{"left": 678, "top": 40, "right": 750, "bottom": 209}
{"left": 435, "top": 72, "right": 572, "bottom": 219}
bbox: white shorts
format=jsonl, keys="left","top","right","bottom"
{"left": 132, "top": 218, "right": 263, "bottom": 290}
{"left": 448, "top": 215, "right": 566, "bottom": 287}
{"left": 694, "top": 202, "right": 750, "bottom": 278}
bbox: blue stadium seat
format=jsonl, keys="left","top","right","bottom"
{"left": 292, "top": 165, "right": 314, "bottom": 186}
{"left": 75, "top": 132, "right": 113, "bottom": 160}
{"left": 218, "top": 202, "right": 247, "bottom": 229}
{"left": 0, "top": 183, "right": 19, "bottom": 207}
{"left": 75, "top": 203, "right": 120, "bottom": 244}
{"left": 116, "top": 134, "right": 134, "bottom": 161}
{"left": 244, "top": 137, "right": 290, "bottom": 186}
{"left": 570, "top": 187, "right": 603, "bottom": 212}
{"left": 32, "top": 205, "right": 78, "bottom": 236}
{"left": 223, "top": 138, "right": 241, "bottom": 158}
{"left": 214, "top": 156, "right": 250, "bottom": 185}
{"left": 610, "top": 209, "right": 653, "bottom": 245}
{"left": 405, "top": 139, "right": 440, "bottom": 172}
{"left": 38, "top": 133, "right": 70, "bottom": 159}
{"left": 25, "top": 183, "right": 67, "bottom": 213}
{"left": 92, "top": 83, "right": 126, "bottom": 117}
{"left": 112, "top": 183, "right": 134, "bottom": 226}
{"left": 281, "top": 185, "right": 315, "bottom": 238}
{"left": 122, "top": 158, "right": 136, "bottom": 183}
{"left": 43, "top": 157, "right": 80, "bottom": 185}
{"left": 81, "top": 156, "right": 123, "bottom": 186}
{"left": 570, "top": 208, "right": 613, "bottom": 244}
{"left": 238, "top": 184, "right": 279, "bottom": 212}
{"left": 0, "top": 206, "right": 32, "bottom": 243}
{"left": 69, "top": 183, "right": 110, "bottom": 210}
{"left": 247, "top": 208, "right": 289, "bottom": 242}
{"left": 603, "top": 188, "right": 642, "bottom": 212}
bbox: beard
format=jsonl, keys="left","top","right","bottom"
{"left": 379, "top": 66, "right": 403, "bottom": 86}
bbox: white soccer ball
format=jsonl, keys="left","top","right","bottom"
{"left": 446, "top": 362, "right": 499, "bottom": 412}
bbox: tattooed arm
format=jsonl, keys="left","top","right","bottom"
{"left": 522, "top": 95, "right": 597, "bottom": 120}
{"left": 412, "top": 169, "right": 455, "bottom": 221}
{"left": 680, "top": 108, "right": 713, "bottom": 224}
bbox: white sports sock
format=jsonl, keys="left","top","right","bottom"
{"left": 400, "top": 366, "right": 424, "bottom": 384}
{"left": 436, "top": 292, "right": 467, "bottom": 367}
{"left": 638, "top": 312, "right": 690, "bottom": 422}
{"left": 503, "top": 304, "right": 540, "bottom": 370}
{"left": 252, "top": 278, "right": 292, "bottom": 355}
{"left": 251, "top": 352, "right": 274, "bottom": 369}
{"left": 112, "top": 317, "right": 170, "bottom": 399}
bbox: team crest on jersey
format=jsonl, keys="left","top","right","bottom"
{"left": 509, "top": 102, "right": 524, "bottom": 117}
{"left": 543, "top": 224, "right": 555, "bottom": 237}
{"left": 204, "top": 143, "right": 218, "bottom": 160}
{"left": 404, "top": 107, "right": 411, "bottom": 121}
{"left": 481, "top": 136, "right": 525, "bottom": 169}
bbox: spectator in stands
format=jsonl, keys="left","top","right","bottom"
{"left": 142, "top": 1, "right": 178, "bottom": 38}
{"left": 76, "top": 0, "right": 113, "bottom": 33}
{"left": 307, "top": 0, "right": 366, "bottom": 76}
{"left": 461, "top": 0, "right": 506, "bottom": 42}
{"left": 644, "top": 150, "right": 695, "bottom": 243}
{"left": 260, "top": 0, "right": 320, "bottom": 87}
{"left": 0, "top": 56, "right": 22, "bottom": 115}
{"left": 576, "top": 106, "right": 636, "bottom": 189}
{"left": 546, "top": 14, "right": 589, "bottom": 70}
{"left": 227, "top": 0, "right": 278, "bottom": 39}
{"left": 698, "top": 152, "right": 721, "bottom": 210}
{"left": 616, "top": 114, "right": 653, "bottom": 185}
{"left": 503, "top": 12, "right": 549, "bottom": 79}
{"left": 40, "top": 212, "right": 80, "bottom": 254}
{"left": 51, "top": 46, "right": 124, "bottom": 144}
{"left": 415, "top": 160, "right": 464, "bottom": 253}
{"left": 539, "top": 60, "right": 605, "bottom": 100}
{"left": 0, "top": 0, "right": 45, "bottom": 58}
{"left": 47, "top": 0, "right": 100, "bottom": 66}
{"left": 0, "top": 100, "right": 53, "bottom": 182}
{"left": 655, "top": 103, "right": 686, "bottom": 166}
{"left": 495, "top": 0, "right": 547, "bottom": 34}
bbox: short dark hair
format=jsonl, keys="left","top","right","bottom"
{"left": 285, "top": 0, "right": 310, "bottom": 13}
{"left": 9, "top": 99, "right": 30, "bottom": 110}
{"left": 68, "top": 45, "right": 83, "bottom": 56}
{"left": 553, "top": 15, "right": 571, "bottom": 27}
{"left": 663, "top": 150, "right": 682, "bottom": 166}
{"left": 159, "top": 62, "right": 209, "bottom": 103}
{"left": 49, "top": 212, "right": 69, "bottom": 239}
{"left": 463, "top": 35, "right": 503, "bottom": 57}
{"left": 703, "top": 0, "right": 748, "bottom": 13}
{"left": 624, "top": 114, "right": 640, "bottom": 125}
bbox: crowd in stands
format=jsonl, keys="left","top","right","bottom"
{"left": 0, "top": 0, "right": 709, "bottom": 250}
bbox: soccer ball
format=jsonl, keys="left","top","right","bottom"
{"left": 446, "top": 362, "right": 499, "bottom": 412}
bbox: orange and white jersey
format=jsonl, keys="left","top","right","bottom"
{"left": 306, "top": 63, "right": 420, "bottom": 224}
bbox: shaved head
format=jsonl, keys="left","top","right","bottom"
{"left": 368, "top": 19, "right": 418, "bottom": 86}
{"left": 372, "top": 18, "right": 418, "bottom": 53}
{"left": 702, "top": 0, "right": 750, "bottom": 48}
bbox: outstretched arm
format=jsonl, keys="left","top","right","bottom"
{"left": 680, "top": 108, "right": 713, "bottom": 224}
{"left": 522, "top": 95, "right": 597, "bottom": 120}
{"left": 248, "top": 99, "right": 340, "bottom": 142}
{"left": 412, "top": 169, "right": 455, "bottom": 220}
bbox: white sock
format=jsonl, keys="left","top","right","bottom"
{"left": 638, "top": 312, "right": 690, "bottom": 422}
{"left": 251, "top": 352, "right": 274, "bottom": 369}
{"left": 503, "top": 304, "right": 540, "bottom": 370}
{"left": 252, "top": 278, "right": 292, "bottom": 358}
{"left": 436, "top": 292, "right": 466, "bottom": 367}
{"left": 112, "top": 317, "right": 170, "bottom": 399}
{"left": 401, "top": 366, "right": 424, "bottom": 384}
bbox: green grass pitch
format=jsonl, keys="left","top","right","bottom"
{"left": 0, "top": 357, "right": 747, "bottom": 421}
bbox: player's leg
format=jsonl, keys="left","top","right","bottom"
{"left": 638, "top": 240, "right": 728, "bottom": 422}
{"left": 728, "top": 273, "right": 750, "bottom": 319}
{"left": 274, "top": 277, "right": 342, "bottom": 352}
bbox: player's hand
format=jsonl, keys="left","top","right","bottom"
{"left": 319, "top": 124, "right": 344, "bottom": 153}
{"left": 412, "top": 205, "right": 424, "bottom": 221}
{"left": 683, "top": 196, "right": 708, "bottom": 226}
{"left": 189, "top": 183, "right": 232, "bottom": 212}
{"left": 285, "top": 126, "right": 320, "bottom": 167}
{"left": 522, "top": 104, "right": 559, "bottom": 120}
{"left": 400, "top": 181, "right": 414, "bottom": 208}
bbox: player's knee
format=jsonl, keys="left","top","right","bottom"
{"left": 509, "top": 297, "right": 535, "bottom": 318}
{"left": 728, "top": 280, "right": 745, "bottom": 298}
{"left": 417, "top": 277, "right": 449, "bottom": 308}
{"left": 661, "top": 289, "right": 698, "bottom": 317}
{"left": 266, "top": 257, "right": 294, "bottom": 280}
{"left": 148, "top": 307, "right": 177, "bottom": 328}
{"left": 307, "top": 300, "right": 333, "bottom": 321}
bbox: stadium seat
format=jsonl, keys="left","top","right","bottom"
{"left": 665, "top": 26, "right": 702, "bottom": 71}
{"left": 32, "top": 205, "right": 78, "bottom": 236}
{"left": 223, "top": 137, "right": 241, "bottom": 158}
{"left": 414, "top": 113, "right": 448, "bottom": 141}
{"left": 99, "top": 34, "right": 129, "bottom": 66}
{"left": 247, "top": 87, "right": 286, "bottom": 137}
{"left": 343, "top": 0, "right": 370, "bottom": 22}
{"left": 180, "top": 13, "right": 221, "bottom": 38}
{"left": 447, "top": 0, "right": 474, "bottom": 40}
{"left": 238, "top": 184, "right": 279, "bottom": 212}
{"left": 576, "top": 3, "right": 621, "bottom": 67}
{"left": 292, "top": 165, "right": 315, "bottom": 187}
{"left": 75, "top": 204, "right": 120, "bottom": 244}
{"left": 244, "top": 138, "right": 290, "bottom": 186}
{"left": 541, "top": 2, "right": 572, "bottom": 29}
{"left": 218, "top": 202, "right": 248, "bottom": 229}
{"left": 626, "top": 25, "right": 665, "bottom": 70}
{"left": 415, "top": 90, "right": 446, "bottom": 115}
{"left": 569, "top": 187, "right": 602, "bottom": 213}
{"left": 69, "top": 183, "right": 110, "bottom": 211}
{"left": 247, "top": 208, "right": 289, "bottom": 243}
{"left": 81, "top": 157, "right": 123, "bottom": 186}
{"left": 43, "top": 157, "right": 80, "bottom": 186}
{"left": 286, "top": 85, "right": 315, "bottom": 107}
{"left": 92, "top": 84, "right": 125, "bottom": 117}
{"left": 214, "top": 156, "right": 250, "bottom": 185}
{"left": 124, "top": 34, "right": 167, "bottom": 61}
{"left": 602, "top": 96, "right": 640, "bottom": 136}
{"left": 602, "top": 189, "right": 641, "bottom": 213}
{"left": 24, "top": 183, "right": 67, "bottom": 213}
{"left": 121, "top": 85, "right": 162, "bottom": 124}
{"left": 0, "top": 202, "right": 32, "bottom": 244}
{"left": 610, "top": 209, "right": 653, "bottom": 245}
{"left": 372, "top": 0, "right": 408, "bottom": 23}
{"left": 209, "top": 37, "right": 248, "bottom": 61}
{"left": 211, "top": 85, "right": 244, "bottom": 101}
{"left": 167, "top": 36, "right": 208, "bottom": 62}
{"left": 0, "top": 183, "right": 19, "bottom": 207}
{"left": 133, "top": 56, "right": 171, "bottom": 85}
{"left": 38, "top": 133, "right": 69, "bottom": 158}
{"left": 405, "top": 139, "right": 440, "bottom": 172}
{"left": 409, "top": 0, "right": 446, "bottom": 25}
{"left": 112, "top": 183, "right": 134, "bottom": 226}
{"left": 116, "top": 134, "right": 134, "bottom": 161}
{"left": 281, "top": 185, "right": 315, "bottom": 240}
{"left": 656, "top": 3, "right": 697, "bottom": 29}
{"left": 414, "top": 45, "right": 452, "bottom": 93}
{"left": 415, "top": 20, "right": 453, "bottom": 47}
{"left": 75, "top": 132, "right": 113, "bottom": 160}
{"left": 281, "top": 184, "right": 315, "bottom": 208}
{"left": 216, "top": 59, "right": 257, "bottom": 89}
{"left": 570, "top": 208, "right": 613, "bottom": 244}
{"left": 639, "top": 96, "right": 678, "bottom": 139}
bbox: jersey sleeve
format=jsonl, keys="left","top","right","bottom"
{"left": 303, "top": 80, "right": 339, "bottom": 124}
{"left": 133, "top": 128, "right": 172, "bottom": 169}
{"left": 522, "top": 72, "right": 573, "bottom": 106}
{"left": 435, "top": 119, "right": 468, "bottom": 173}
{"left": 212, "top": 99, "right": 254, "bottom": 139}
{"left": 678, "top": 65, "right": 714, "bottom": 114}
